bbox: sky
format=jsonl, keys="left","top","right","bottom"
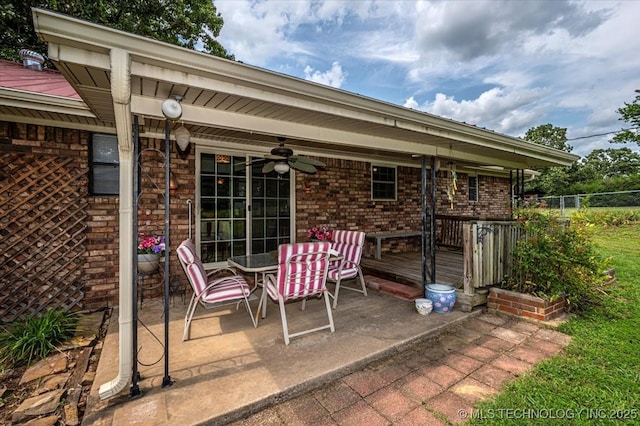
{"left": 214, "top": 0, "right": 640, "bottom": 158}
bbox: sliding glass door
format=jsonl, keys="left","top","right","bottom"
{"left": 250, "top": 159, "right": 291, "bottom": 254}
{"left": 198, "top": 151, "right": 291, "bottom": 264}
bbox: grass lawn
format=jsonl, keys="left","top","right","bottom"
{"left": 469, "top": 223, "right": 640, "bottom": 425}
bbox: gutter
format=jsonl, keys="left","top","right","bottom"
{"left": 98, "top": 48, "right": 134, "bottom": 399}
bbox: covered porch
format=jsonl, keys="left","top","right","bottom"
{"left": 15, "top": 8, "right": 578, "bottom": 406}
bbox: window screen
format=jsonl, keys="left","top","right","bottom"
{"left": 468, "top": 175, "right": 478, "bottom": 202}
{"left": 90, "top": 134, "right": 119, "bottom": 195}
{"left": 372, "top": 165, "right": 396, "bottom": 200}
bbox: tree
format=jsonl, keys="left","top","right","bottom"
{"left": 612, "top": 90, "right": 640, "bottom": 147}
{"left": 524, "top": 124, "right": 573, "bottom": 153}
{"left": 0, "top": 0, "right": 233, "bottom": 65}
{"left": 581, "top": 147, "right": 640, "bottom": 179}
{"left": 524, "top": 124, "right": 574, "bottom": 195}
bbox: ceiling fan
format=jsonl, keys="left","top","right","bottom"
{"left": 254, "top": 137, "right": 326, "bottom": 174}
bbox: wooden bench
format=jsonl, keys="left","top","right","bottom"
{"left": 366, "top": 231, "right": 422, "bottom": 259}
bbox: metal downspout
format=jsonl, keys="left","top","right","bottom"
{"left": 99, "top": 48, "right": 134, "bottom": 400}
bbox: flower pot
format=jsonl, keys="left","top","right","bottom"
{"left": 415, "top": 298, "right": 433, "bottom": 315}
{"left": 137, "top": 253, "right": 160, "bottom": 273}
{"left": 425, "top": 284, "right": 456, "bottom": 313}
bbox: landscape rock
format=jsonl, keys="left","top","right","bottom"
{"left": 20, "top": 353, "right": 68, "bottom": 385}
{"left": 11, "top": 389, "right": 64, "bottom": 423}
{"left": 63, "top": 403, "right": 79, "bottom": 425}
{"left": 34, "top": 372, "right": 71, "bottom": 395}
{"left": 22, "top": 415, "right": 59, "bottom": 426}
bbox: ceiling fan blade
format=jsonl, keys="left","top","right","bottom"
{"left": 234, "top": 158, "right": 266, "bottom": 171}
{"left": 265, "top": 154, "right": 288, "bottom": 160}
{"left": 289, "top": 159, "right": 317, "bottom": 173}
{"left": 289, "top": 155, "right": 326, "bottom": 167}
{"left": 262, "top": 161, "right": 276, "bottom": 174}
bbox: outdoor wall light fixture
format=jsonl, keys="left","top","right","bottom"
{"left": 273, "top": 161, "right": 290, "bottom": 174}
{"left": 161, "top": 95, "right": 191, "bottom": 153}
{"left": 161, "top": 95, "right": 183, "bottom": 120}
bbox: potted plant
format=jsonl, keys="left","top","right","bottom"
{"left": 490, "top": 209, "right": 606, "bottom": 320}
{"left": 307, "top": 225, "right": 332, "bottom": 241}
{"left": 137, "top": 233, "right": 165, "bottom": 273}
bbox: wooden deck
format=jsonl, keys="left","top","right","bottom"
{"left": 361, "top": 248, "right": 464, "bottom": 288}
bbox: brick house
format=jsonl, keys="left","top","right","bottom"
{"left": 1, "top": 8, "right": 578, "bottom": 398}
{"left": 1, "top": 9, "right": 577, "bottom": 316}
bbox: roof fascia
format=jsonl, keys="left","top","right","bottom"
{"left": 0, "top": 88, "right": 94, "bottom": 116}
{"left": 133, "top": 95, "right": 530, "bottom": 169}
{"left": 0, "top": 114, "right": 114, "bottom": 133}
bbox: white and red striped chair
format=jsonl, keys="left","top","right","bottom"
{"left": 327, "top": 230, "right": 367, "bottom": 309}
{"left": 257, "top": 242, "right": 335, "bottom": 345}
{"left": 177, "top": 239, "right": 256, "bottom": 341}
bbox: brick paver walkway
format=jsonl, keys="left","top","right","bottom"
{"left": 231, "top": 313, "right": 571, "bottom": 425}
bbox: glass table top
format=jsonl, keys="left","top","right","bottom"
{"left": 227, "top": 251, "right": 278, "bottom": 272}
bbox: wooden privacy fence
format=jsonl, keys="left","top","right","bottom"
{"left": 462, "top": 221, "right": 521, "bottom": 292}
{"left": 0, "top": 152, "right": 87, "bottom": 323}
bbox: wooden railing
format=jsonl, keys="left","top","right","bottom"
{"left": 435, "top": 215, "right": 507, "bottom": 250}
{"left": 462, "top": 221, "right": 521, "bottom": 291}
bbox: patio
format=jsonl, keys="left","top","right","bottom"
{"left": 83, "top": 275, "right": 479, "bottom": 425}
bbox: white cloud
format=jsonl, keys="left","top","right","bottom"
{"left": 410, "top": 86, "right": 546, "bottom": 134}
{"left": 213, "top": 0, "right": 640, "bottom": 157}
{"left": 303, "top": 62, "right": 347, "bottom": 88}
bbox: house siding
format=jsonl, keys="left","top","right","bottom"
{"left": 1, "top": 121, "right": 511, "bottom": 308}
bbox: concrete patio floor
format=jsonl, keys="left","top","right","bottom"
{"left": 82, "top": 284, "right": 481, "bottom": 425}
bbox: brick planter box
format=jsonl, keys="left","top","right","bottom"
{"left": 488, "top": 288, "right": 566, "bottom": 321}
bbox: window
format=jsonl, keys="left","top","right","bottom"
{"left": 371, "top": 165, "right": 396, "bottom": 200}
{"left": 90, "top": 134, "right": 119, "bottom": 195}
{"left": 468, "top": 175, "right": 478, "bottom": 202}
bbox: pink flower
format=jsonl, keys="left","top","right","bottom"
{"left": 308, "top": 225, "right": 332, "bottom": 241}
{"left": 137, "top": 233, "right": 165, "bottom": 255}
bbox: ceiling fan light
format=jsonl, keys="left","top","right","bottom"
{"left": 174, "top": 125, "right": 190, "bottom": 152}
{"left": 274, "top": 162, "right": 290, "bottom": 174}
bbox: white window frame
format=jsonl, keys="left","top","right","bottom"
{"left": 195, "top": 145, "right": 295, "bottom": 267}
{"left": 371, "top": 164, "right": 397, "bottom": 201}
{"left": 89, "top": 133, "right": 119, "bottom": 195}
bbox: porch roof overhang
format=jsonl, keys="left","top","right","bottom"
{"left": 30, "top": 8, "right": 578, "bottom": 172}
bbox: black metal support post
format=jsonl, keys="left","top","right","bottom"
{"left": 430, "top": 156, "right": 437, "bottom": 283}
{"left": 509, "top": 170, "right": 513, "bottom": 213}
{"left": 162, "top": 119, "right": 173, "bottom": 388}
{"left": 130, "top": 116, "right": 141, "bottom": 398}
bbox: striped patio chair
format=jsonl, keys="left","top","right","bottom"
{"left": 327, "top": 230, "right": 368, "bottom": 309}
{"left": 257, "top": 242, "right": 335, "bottom": 345}
{"left": 177, "top": 239, "right": 256, "bottom": 341}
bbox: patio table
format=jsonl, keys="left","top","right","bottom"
{"left": 228, "top": 250, "right": 343, "bottom": 319}
{"left": 227, "top": 251, "right": 279, "bottom": 289}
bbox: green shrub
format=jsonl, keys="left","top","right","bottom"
{"left": 0, "top": 309, "right": 78, "bottom": 368}
{"left": 503, "top": 209, "right": 607, "bottom": 312}
{"left": 572, "top": 208, "right": 640, "bottom": 226}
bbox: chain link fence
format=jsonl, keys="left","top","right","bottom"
{"left": 535, "top": 190, "right": 640, "bottom": 217}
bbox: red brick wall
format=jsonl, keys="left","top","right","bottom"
{"left": 488, "top": 287, "right": 566, "bottom": 321}
{"left": 294, "top": 158, "right": 512, "bottom": 253}
{"left": 1, "top": 121, "right": 194, "bottom": 310}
